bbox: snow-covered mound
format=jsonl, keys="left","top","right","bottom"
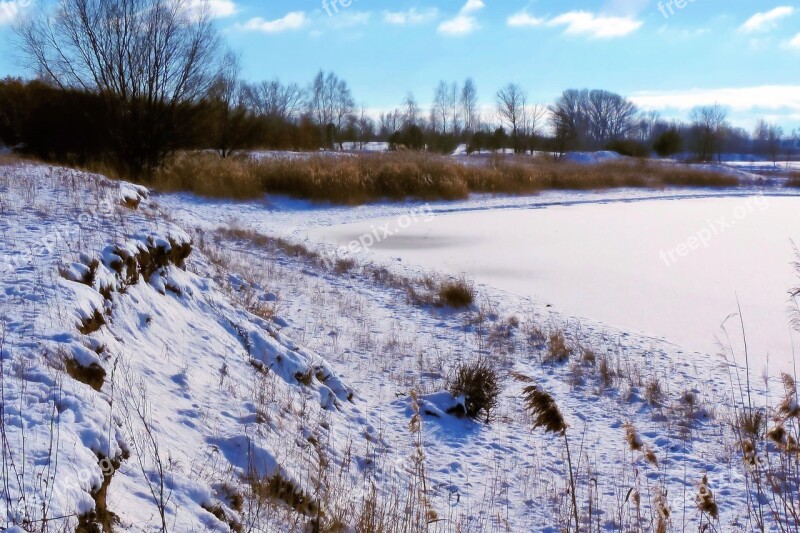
{"left": 561, "top": 150, "right": 625, "bottom": 164}
{"left": 339, "top": 141, "right": 390, "bottom": 152}
{"left": 0, "top": 164, "right": 365, "bottom": 531}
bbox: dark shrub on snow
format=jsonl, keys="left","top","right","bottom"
{"left": 448, "top": 358, "right": 501, "bottom": 422}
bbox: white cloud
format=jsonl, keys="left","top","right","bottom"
{"left": 438, "top": 0, "right": 485, "bottom": 36}
{"left": 384, "top": 8, "right": 438, "bottom": 25}
{"left": 631, "top": 86, "right": 800, "bottom": 113}
{"left": 0, "top": 1, "right": 27, "bottom": 25}
{"left": 438, "top": 14, "right": 478, "bottom": 35}
{"left": 740, "top": 7, "right": 794, "bottom": 33}
{"left": 241, "top": 12, "right": 308, "bottom": 33}
{"left": 507, "top": 11, "right": 545, "bottom": 28}
{"left": 462, "top": 0, "right": 485, "bottom": 14}
{"left": 791, "top": 33, "right": 800, "bottom": 48}
{"left": 547, "top": 11, "right": 642, "bottom": 38}
{"left": 185, "top": 0, "right": 237, "bottom": 19}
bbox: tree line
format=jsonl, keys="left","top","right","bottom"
{"left": 0, "top": 0, "right": 796, "bottom": 178}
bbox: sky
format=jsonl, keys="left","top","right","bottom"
{"left": 1, "top": 0, "right": 799, "bottom": 131}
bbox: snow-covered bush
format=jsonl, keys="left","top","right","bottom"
{"left": 448, "top": 358, "right": 501, "bottom": 422}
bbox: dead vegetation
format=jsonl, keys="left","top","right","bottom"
{"left": 436, "top": 277, "right": 475, "bottom": 308}
{"left": 784, "top": 171, "right": 800, "bottom": 187}
{"left": 447, "top": 358, "right": 501, "bottom": 422}
{"left": 64, "top": 358, "right": 107, "bottom": 391}
{"left": 150, "top": 151, "right": 740, "bottom": 205}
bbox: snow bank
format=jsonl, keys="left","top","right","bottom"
{"left": 561, "top": 150, "right": 625, "bottom": 164}
{"left": 0, "top": 163, "right": 362, "bottom": 531}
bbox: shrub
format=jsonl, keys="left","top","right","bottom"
{"left": 606, "top": 139, "right": 650, "bottom": 158}
{"left": 653, "top": 128, "right": 684, "bottom": 157}
{"left": 448, "top": 359, "right": 501, "bottom": 422}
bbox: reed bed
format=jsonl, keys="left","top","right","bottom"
{"left": 152, "top": 152, "right": 739, "bottom": 204}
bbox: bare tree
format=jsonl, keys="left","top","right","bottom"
{"left": 16, "top": 0, "right": 224, "bottom": 176}
{"left": 307, "top": 70, "right": 354, "bottom": 148}
{"left": 308, "top": 71, "right": 331, "bottom": 127}
{"left": 523, "top": 103, "right": 546, "bottom": 152}
{"left": 461, "top": 78, "right": 479, "bottom": 135}
{"left": 379, "top": 108, "right": 403, "bottom": 137}
{"left": 448, "top": 82, "right": 459, "bottom": 135}
{"left": 249, "top": 79, "right": 305, "bottom": 122}
{"left": 690, "top": 104, "right": 729, "bottom": 162}
{"left": 403, "top": 92, "right": 421, "bottom": 128}
{"left": 355, "top": 106, "right": 374, "bottom": 149}
{"left": 496, "top": 83, "right": 526, "bottom": 153}
{"left": 432, "top": 81, "right": 453, "bottom": 133}
{"left": 207, "top": 52, "right": 257, "bottom": 158}
{"left": 754, "top": 119, "right": 783, "bottom": 165}
{"left": 550, "top": 89, "right": 590, "bottom": 155}
{"left": 585, "top": 90, "right": 639, "bottom": 146}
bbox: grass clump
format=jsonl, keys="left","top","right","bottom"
{"left": 448, "top": 358, "right": 501, "bottom": 423}
{"left": 545, "top": 330, "right": 572, "bottom": 364}
{"left": 437, "top": 277, "right": 475, "bottom": 308}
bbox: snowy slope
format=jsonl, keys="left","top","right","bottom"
{"left": 2, "top": 161, "right": 795, "bottom": 532}
{"left": 159, "top": 185, "right": 792, "bottom": 531}
{"left": 0, "top": 164, "right": 375, "bottom": 532}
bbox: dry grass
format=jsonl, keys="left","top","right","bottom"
{"left": 437, "top": 277, "right": 475, "bottom": 308}
{"left": 784, "top": 171, "right": 800, "bottom": 188}
{"left": 545, "top": 330, "right": 572, "bottom": 364}
{"left": 151, "top": 152, "right": 740, "bottom": 205}
{"left": 447, "top": 358, "right": 501, "bottom": 422}
{"left": 0, "top": 153, "right": 21, "bottom": 166}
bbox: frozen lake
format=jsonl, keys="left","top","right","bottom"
{"left": 310, "top": 195, "right": 800, "bottom": 374}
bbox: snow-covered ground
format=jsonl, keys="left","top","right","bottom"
{"left": 159, "top": 182, "right": 800, "bottom": 530}
{"left": 307, "top": 195, "right": 800, "bottom": 375}
{"left": 3, "top": 160, "right": 798, "bottom": 531}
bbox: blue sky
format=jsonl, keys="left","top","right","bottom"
{"left": 1, "top": 0, "right": 799, "bottom": 130}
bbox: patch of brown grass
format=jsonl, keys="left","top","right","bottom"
{"left": 437, "top": 277, "right": 475, "bottom": 308}
{"left": 784, "top": 171, "right": 800, "bottom": 188}
{"left": 545, "top": 330, "right": 572, "bottom": 364}
{"left": 0, "top": 152, "right": 21, "bottom": 166}
{"left": 65, "top": 359, "right": 106, "bottom": 391}
{"left": 150, "top": 152, "right": 740, "bottom": 205}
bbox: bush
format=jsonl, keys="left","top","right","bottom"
{"left": 606, "top": 139, "right": 650, "bottom": 158}
{"left": 653, "top": 128, "right": 684, "bottom": 157}
{"left": 448, "top": 359, "right": 501, "bottom": 422}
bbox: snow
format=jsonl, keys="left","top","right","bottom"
{"left": 156, "top": 181, "right": 796, "bottom": 530}
{"left": 308, "top": 195, "right": 800, "bottom": 375}
{"left": 339, "top": 141, "right": 390, "bottom": 152}
{"left": 3, "top": 159, "right": 798, "bottom": 531}
{"left": 561, "top": 150, "right": 625, "bottom": 164}
{"left": 0, "top": 163, "right": 366, "bottom": 531}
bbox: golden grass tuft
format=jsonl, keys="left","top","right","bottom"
{"left": 520, "top": 382, "right": 568, "bottom": 434}
{"left": 437, "top": 277, "right": 475, "bottom": 308}
{"left": 545, "top": 330, "right": 572, "bottom": 364}
{"left": 695, "top": 475, "right": 719, "bottom": 520}
{"left": 624, "top": 422, "right": 644, "bottom": 451}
